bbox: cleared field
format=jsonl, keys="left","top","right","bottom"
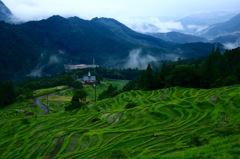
{"left": 48, "top": 96, "right": 72, "bottom": 102}
{"left": 34, "top": 86, "right": 69, "bottom": 97}
{"left": 1, "top": 85, "right": 240, "bottom": 158}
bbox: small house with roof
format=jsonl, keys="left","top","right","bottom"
{"left": 83, "top": 71, "right": 96, "bottom": 84}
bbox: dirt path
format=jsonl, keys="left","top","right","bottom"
{"left": 34, "top": 96, "right": 49, "bottom": 114}
{"left": 34, "top": 88, "right": 73, "bottom": 114}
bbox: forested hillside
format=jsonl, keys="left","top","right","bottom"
{"left": 0, "top": 15, "right": 221, "bottom": 80}
{"left": 124, "top": 47, "right": 240, "bottom": 91}
{"left": 0, "top": 22, "right": 42, "bottom": 80}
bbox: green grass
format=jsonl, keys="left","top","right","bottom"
{"left": 0, "top": 99, "right": 41, "bottom": 120}
{"left": 1, "top": 84, "right": 240, "bottom": 158}
{"left": 34, "top": 85, "right": 69, "bottom": 97}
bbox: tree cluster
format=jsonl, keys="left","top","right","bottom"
{"left": 16, "top": 73, "right": 82, "bottom": 90}
{"left": 15, "top": 72, "right": 83, "bottom": 98}
{"left": 0, "top": 81, "right": 15, "bottom": 108}
{"left": 65, "top": 89, "right": 88, "bottom": 111}
{"left": 124, "top": 47, "right": 240, "bottom": 91}
{"left": 98, "top": 84, "right": 120, "bottom": 100}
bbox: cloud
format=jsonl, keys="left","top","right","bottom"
{"left": 186, "top": 25, "right": 209, "bottom": 33}
{"left": 28, "top": 55, "right": 61, "bottom": 77}
{"left": 4, "top": 0, "right": 240, "bottom": 22}
{"left": 122, "top": 17, "right": 184, "bottom": 33}
{"left": 48, "top": 55, "right": 61, "bottom": 64}
{"left": 124, "top": 49, "right": 157, "bottom": 69}
{"left": 223, "top": 40, "right": 240, "bottom": 50}
{"left": 28, "top": 65, "right": 45, "bottom": 77}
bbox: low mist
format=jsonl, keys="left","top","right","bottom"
{"left": 29, "top": 55, "right": 62, "bottom": 77}
{"left": 224, "top": 40, "right": 240, "bottom": 49}
{"left": 124, "top": 49, "right": 157, "bottom": 69}
{"left": 123, "top": 17, "right": 184, "bottom": 33}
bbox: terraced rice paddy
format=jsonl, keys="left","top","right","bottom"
{"left": 1, "top": 85, "right": 240, "bottom": 158}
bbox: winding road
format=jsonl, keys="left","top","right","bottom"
{"left": 34, "top": 95, "right": 49, "bottom": 114}
{"left": 34, "top": 88, "right": 73, "bottom": 114}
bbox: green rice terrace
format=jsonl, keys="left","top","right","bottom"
{"left": 1, "top": 81, "right": 240, "bottom": 158}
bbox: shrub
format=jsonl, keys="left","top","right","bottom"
{"left": 215, "top": 124, "right": 240, "bottom": 136}
{"left": 92, "top": 118, "right": 100, "bottom": 123}
{"left": 188, "top": 134, "right": 208, "bottom": 147}
{"left": 79, "top": 129, "right": 89, "bottom": 134}
{"left": 21, "top": 118, "right": 30, "bottom": 125}
{"left": 110, "top": 150, "right": 127, "bottom": 159}
{"left": 98, "top": 84, "right": 120, "bottom": 100}
{"left": 125, "top": 102, "right": 137, "bottom": 109}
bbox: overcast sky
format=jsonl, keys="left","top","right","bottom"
{"left": 2, "top": 0, "right": 240, "bottom": 33}
{"left": 3, "top": 0, "right": 240, "bottom": 21}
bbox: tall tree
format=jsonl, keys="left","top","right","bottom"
{"left": 98, "top": 84, "right": 120, "bottom": 100}
{"left": 141, "top": 64, "right": 155, "bottom": 90}
{"left": 0, "top": 81, "right": 15, "bottom": 108}
{"left": 170, "top": 65, "right": 199, "bottom": 88}
{"left": 65, "top": 89, "right": 87, "bottom": 111}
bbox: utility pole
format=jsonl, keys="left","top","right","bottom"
{"left": 47, "top": 94, "right": 48, "bottom": 107}
{"left": 93, "top": 83, "right": 96, "bottom": 102}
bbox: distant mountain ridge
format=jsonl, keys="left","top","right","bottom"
{"left": 127, "top": 12, "right": 240, "bottom": 46}
{"left": 0, "top": 2, "right": 222, "bottom": 80}
{"left": 202, "top": 13, "right": 240, "bottom": 39}
{"left": 18, "top": 15, "right": 219, "bottom": 62}
{"left": 148, "top": 31, "right": 207, "bottom": 44}
{"left": 0, "top": 15, "right": 220, "bottom": 80}
{"left": 178, "top": 12, "right": 236, "bottom": 26}
{"left": 0, "top": 0, "right": 13, "bottom": 22}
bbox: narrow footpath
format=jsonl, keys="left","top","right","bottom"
{"left": 34, "top": 88, "right": 73, "bottom": 114}
{"left": 34, "top": 95, "right": 49, "bottom": 114}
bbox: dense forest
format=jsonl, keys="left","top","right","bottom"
{"left": 123, "top": 47, "right": 240, "bottom": 91}
{"left": 0, "top": 81, "right": 15, "bottom": 108}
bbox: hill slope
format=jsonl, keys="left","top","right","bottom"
{"left": 0, "top": 15, "right": 221, "bottom": 80}
{"left": 202, "top": 13, "right": 240, "bottom": 39}
{"left": 0, "top": 0, "right": 12, "bottom": 22}
{"left": 1, "top": 85, "right": 240, "bottom": 158}
{"left": 0, "top": 21, "right": 41, "bottom": 80}
{"left": 18, "top": 16, "right": 222, "bottom": 62}
{"left": 149, "top": 31, "right": 207, "bottom": 43}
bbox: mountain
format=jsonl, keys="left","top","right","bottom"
{"left": 202, "top": 13, "right": 240, "bottom": 39}
{"left": 212, "top": 32, "right": 240, "bottom": 43}
{"left": 20, "top": 16, "right": 220, "bottom": 62}
{"left": 0, "top": 0, "right": 13, "bottom": 22}
{"left": 178, "top": 12, "right": 236, "bottom": 26}
{"left": 0, "top": 21, "right": 42, "bottom": 80}
{"left": 0, "top": 15, "right": 221, "bottom": 80}
{"left": 212, "top": 32, "right": 240, "bottom": 49}
{"left": 18, "top": 16, "right": 173, "bottom": 66}
{"left": 129, "top": 12, "right": 239, "bottom": 45}
{"left": 148, "top": 31, "right": 207, "bottom": 44}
